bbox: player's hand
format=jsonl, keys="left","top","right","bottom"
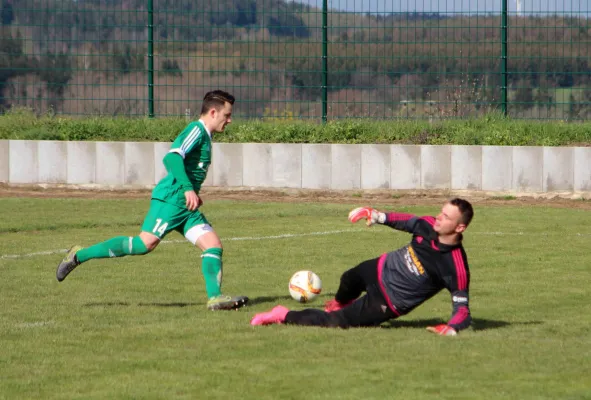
{"left": 184, "top": 190, "right": 201, "bottom": 211}
{"left": 426, "top": 324, "right": 457, "bottom": 336}
{"left": 348, "top": 207, "right": 385, "bottom": 226}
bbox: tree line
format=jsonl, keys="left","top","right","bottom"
{"left": 1, "top": 0, "right": 589, "bottom": 116}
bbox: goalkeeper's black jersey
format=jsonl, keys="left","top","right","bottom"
{"left": 377, "top": 213, "right": 471, "bottom": 331}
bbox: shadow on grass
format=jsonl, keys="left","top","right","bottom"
{"left": 84, "top": 294, "right": 322, "bottom": 308}
{"left": 382, "top": 317, "right": 542, "bottom": 331}
{"left": 248, "top": 295, "right": 294, "bottom": 306}
{"left": 83, "top": 301, "right": 202, "bottom": 307}
{"left": 137, "top": 302, "right": 201, "bottom": 307}
{"left": 84, "top": 301, "right": 131, "bottom": 307}
{"left": 471, "top": 318, "right": 542, "bottom": 331}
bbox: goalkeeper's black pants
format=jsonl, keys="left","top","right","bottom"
{"left": 284, "top": 257, "right": 398, "bottom": 328}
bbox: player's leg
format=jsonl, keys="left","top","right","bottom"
{"left": 183, "top": 213, "right": 248, "bottom": 310}
{"left": 56, "top": 236, "right": 153, "bottom": 282}
{"left": 56, "top": 200, "right": 181, "bottom": 282}
{"left": 333, "top": 283, "right": 397, "bottom": 327}
{"left": 75, "top": 200, "right": 179, "bottom": 262}
{"left": 187, "top": 225, "right": 224, "bottom": 298}
{"left": 288, "top": 285, "right": 393, "bottom": 327}
{"left": 252, "top": 284, "right": 395, "bottom": 328}
{"left": 325, "top": 257, "right": 380, "bottom": 312}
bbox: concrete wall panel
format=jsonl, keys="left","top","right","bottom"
{"left": 512, "top": 146, "right": 543, "bottom": 192}
{"left": 243, "top": 143, "right": 272, "bottom": 187}
{"left": 574, "top": 147, "right": 591, "bottom": 191}
{"left": 124, "top": 142, "right": 155, "bottom": 185}
{"left": 390, "top": 145, "right": 421, "bottom": 190}
{"left": 0, "top": 140, "right": 9, "bottom": 183}
{"left": 543, "top": 147, "right": 574, "bottom": 192}
{"left": 421, "top": 145, "right": 451, "bottom": 190}
{"left": 212, "top": 143, "right": 243, "bottom": 187}
{"left": 9, "top": 140, "right": 38, "bottom": 183}
{"left": 361, "top": 144, "right": 390, "bottom": 189}
{"left": 271, "top": 144, "right": 301, "bottom": 188}
{"left": 67, "top": 142, "right": 96, "bottom": 184}
{"left": 96, "top": 142, "right": 125, "bottom": 185}
{"left": 302, "top": 144, "right": 331, "bottom": 189}
{"left": 482, "top": 146, "right": 512, "bottom": 191}
{"left": 38, "top": 141, "right": 67, "bottom": 183}
{"left": 331, "top": 144, "right": 361, "bottom": 190}
{"left": 451, "top": 146, "right": 482, "bottom": 190}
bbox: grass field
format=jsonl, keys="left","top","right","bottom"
{"left": 1, "top": 195, "right": 591, "bottom": 399}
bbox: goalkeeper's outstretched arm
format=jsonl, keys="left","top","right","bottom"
{"left": 348, "top": 206, "right": 417, "bottom": 233}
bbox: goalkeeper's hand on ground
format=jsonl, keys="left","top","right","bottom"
{"left": 348, "top": 207, "right": 386, "bottom": 226}
{"left": 426, "top": 324, "right": 457, "bottom": 336}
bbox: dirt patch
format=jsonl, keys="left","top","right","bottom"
{"left": 2, "top": 183, "right": 591, "bottom": 209}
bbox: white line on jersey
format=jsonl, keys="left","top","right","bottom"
{"left": 180, "top": 126, "right": 200, "bottom": 153}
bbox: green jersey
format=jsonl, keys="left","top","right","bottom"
{"left": 152, "top": 120, "right": 212, "bottom": 206}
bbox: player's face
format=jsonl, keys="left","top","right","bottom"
{"left": 211, "top": 102, "right": 233, "bottom": 133}
{"left": 434, "top": 203, "right": 466, "bottom": 235}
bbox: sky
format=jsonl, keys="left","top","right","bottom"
{"left": 291, "top": 0, "right": 591, "bottom": 15}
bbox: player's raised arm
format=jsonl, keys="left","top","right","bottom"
{"left": 348, "top": 206, "right": 417, "bottom": 232}
{"left": 348, "top": 207, "right": 385, "bottom": 226}
{"left": 382, "top": 211, "right": 418, "bottom": 232}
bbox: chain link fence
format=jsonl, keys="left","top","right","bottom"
{"left": 1, "top": 0, "right": 589, "bottom": 120}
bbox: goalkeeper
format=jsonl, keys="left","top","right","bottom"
{"left": 56, "top": 90, "right": 248, "bottom": 311}
{"left": 251, "top": 198, "right": 474, "bottom": 336}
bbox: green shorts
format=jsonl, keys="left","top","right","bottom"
{"left": 141, "top": 199, "right": 211, "bottom": 239}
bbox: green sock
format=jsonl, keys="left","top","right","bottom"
{"left": 76, "top": 236, "right": 149, "bottom": 263}
{"left": 201, "top": 248, "right": 223, "bottom": 299}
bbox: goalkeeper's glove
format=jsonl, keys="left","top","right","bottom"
{"left": 348, "top": 207, "right": 386, "bottom": 227}
{"left": 426, "top": 324, "right": 457, "bottom": 336}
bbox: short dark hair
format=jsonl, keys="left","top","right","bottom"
{"left": 449, "top": 198, "right": 474, "bottom": 226}
{"left": 200, "top": 90, "right": 235, "bottom": 115}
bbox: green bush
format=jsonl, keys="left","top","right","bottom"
{"left": 1, "top": 107, "right": 591, "bottom": 146}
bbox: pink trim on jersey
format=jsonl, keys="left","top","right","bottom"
{"left": 430, "top": 240, "right": 440, "bottom": 250}
{"left": 376, "top": 253, "right": 401, "bottom": 317}
{"left": 451, "top": 248, "right": 468, "bottom": 290}
{"left": 448, "top": 306, "right": 469, "bottom": 326}
{"left": 420, "top": 216, "right": 436, "bottom": 226}
{"left": 386, "top": 212, "right": 414, "bottom": 223}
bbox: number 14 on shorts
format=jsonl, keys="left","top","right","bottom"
{"left": 152, "top": 219, "right": 169, "bottom": 236}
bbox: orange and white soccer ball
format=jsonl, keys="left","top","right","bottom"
{"left": 289, "top": 270, "right": 322, "bottom": 303}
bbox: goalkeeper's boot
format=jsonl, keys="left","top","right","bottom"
{"left": 324, "top": 298, "right": 354, "bottom": 313}
{"left": 207, "top": 295, "right": 249, "bottom": 311}
{"left": 250, "top": 305, "right": 289, "bottom": 326}
{"left": 56, "top": 245, "right": 83, "bottom": 282}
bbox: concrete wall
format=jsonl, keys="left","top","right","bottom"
{"left": 0, "top": 140, "right": 585, "bottom": 194}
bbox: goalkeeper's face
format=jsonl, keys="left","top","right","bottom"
{"left": 434, "top": 203, "right": 466, "bottom": 236}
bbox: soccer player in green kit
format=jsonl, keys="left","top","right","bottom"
{"left": 56, "top": 90, "right": 248, "bottom": 311}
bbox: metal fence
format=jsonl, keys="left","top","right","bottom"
{"left": 1, "top": 0, "right": 590, "bottom": 120}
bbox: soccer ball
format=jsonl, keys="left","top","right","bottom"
{"left": 288, "top": 270, "right": 322, "bottom": 303}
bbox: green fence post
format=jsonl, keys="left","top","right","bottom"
{"left": 147, "top": 0, "right": 155, "bottom": 118}
{"left": 501, "top": 0, "right": 508, "bottom": 116}
{"left": 321, "top": 0, "right": 328, "bottom": 123}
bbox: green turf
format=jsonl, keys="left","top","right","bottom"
{"left": 1, "top": 198, "right": 590, "bottom": 399}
